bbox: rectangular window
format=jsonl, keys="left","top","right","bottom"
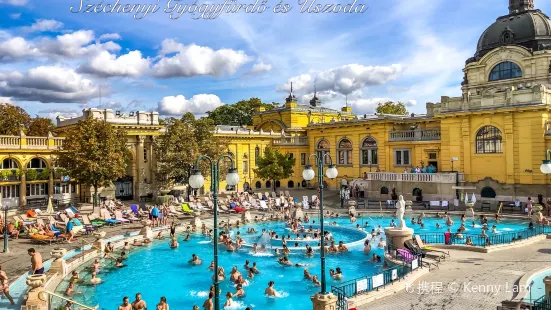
{"left": 71, "top": 184, "right": 76, "bottom": 193}
{"left": 429, "top": 153, "right": 437, "bottom": 159}
{"left": 27, "top": 183, "right": 46, "bottom": 196}
{"left": 243, "top": 161, "right": 248, "bottom": 174}
{"left": 1, "top": 185, "right": 19, "bottom": 198}
{"left": 143, "top": 148, "right": 147, "bottom": 161}
{"left": 301, "top": 153, "right": 306, "bottom": 165}
{"left": 394, "top": 149, "right": 411, "bottom": 166}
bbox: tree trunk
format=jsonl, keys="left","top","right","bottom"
{"left": 93, "top": 183, "right": 98, "bottom": 215}
{"left": 273, "top": 180, "right": 276, "bottom": 192}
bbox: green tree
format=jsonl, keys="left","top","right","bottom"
{"left": 0, "top": 103, "right": 31, "bottom": 135}
{"left": 206, "top": 98, "right": 278, "bottom": 126}
{"left": 253, "top": 147, "right": 295, "bottom": 191}
{"left": 154, "top": 113, "right": 228, "bottom": 187}
{"left": 27, "top": 117, "right": 55, "bottom": 136}
{"left": 375, "top": 101, "right": 408, "bottom": 115}
{"left": 56, "top": 118, "right": 130, "bottom": 212}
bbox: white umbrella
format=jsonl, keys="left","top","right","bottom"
{"left": 471, "top": 193, "right": 477, "bottom": 204}
{"left": 464, "top": 192, "right": 469, "bottom": 203}
{"left": 46, "top": 196, "right": 54, "bottom": 214}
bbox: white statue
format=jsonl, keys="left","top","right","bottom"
{"left": 395, "top": 195, "right": 407, "bottom": 229}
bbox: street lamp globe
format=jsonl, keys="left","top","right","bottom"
{"left": 302, "top": 165, "right": 315, "bottom": 181}
{"left": 541, "top": 160, "right": 551, "bottom": 174}
{"left": 226, "top": 168, "right": 240, "bottom": 186}
{"left": 188, "top": 169, "right": 205, "bottom": 189}
{"left": 325, "top": 165, "right": 339, "bottom": 179}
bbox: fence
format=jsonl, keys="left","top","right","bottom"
{"left": 331, "top": 256, "right": 422, "bottom": 310}
{"left": 533, "top": 293, "right": 551, "bottom": 310}
{"left": 417, "top": 226, "right": 550, "bottom": 248}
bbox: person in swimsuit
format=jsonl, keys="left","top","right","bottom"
{"left": 156, "top": 296, "right": 169, "bottom": 310}
{"left": 265, "top": 280, "right": 276, "bottom": 296}
{"left": 170, "top": 238, "right": 179, "bottom": 248}
{"left": 132, "top": 293, "right": 147, "bottom": 310}
{"left": 235, "top": 284, "right": 245, "bottom": 297}
{"left": 224, "top": 292, "right": 233, "bottom": 307}
{"left": 104, "top": 242, "right": 114, "bottom": 258}
{"left": 203, "top": 292, "right": 213, "bottom": 310}
{"left": 118, "top": 296, "right": 132, "bottom": 310}
{"left": 0, "top": 265, "right": 15, "bottom": 304}
{"left": 28, "top": 248, "right": 44, "bottom": 275}
{"left": 116, "top": 258, "right": 125, "bottom": 268}
{"left": 170, "top": 223, "right": 176, "bottom": 238}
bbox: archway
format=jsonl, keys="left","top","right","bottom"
{"left": 255, "top": 181, "right": 261, "bottom": 189}
{"left": 301, "top": 180, "right": 307, "bottom": 188}
{"left": 266, "top": 180, "right": 272, "bottom": 188}
{"left": 481, "top": 186, "right": 496, "bottom": 198}
{"left": 412, "top": 188, "right": 422, "bottom": 196}
{"left": 243, "top": 182, "right": 250, "bottom": 191}
{"left": 275, "top": 180, "right": 281, "bottom": 188}
{"left": 380, "top": 186, "right": 389, "bottom": 195}
{"left": 288, "top": 180, "right": 294, "bottom": 188}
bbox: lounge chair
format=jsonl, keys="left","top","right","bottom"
{"left": 29, "top": 233, "right": 58, "bottom": 245}
{"left": 257, "top": 193, "right": 262, "bottom": 200}
{"left": 259, "top": 200, "right": 269, "bottom": 210}
{"left": 181, "top": 203, "right": 195, "bottom": 215}
{"left": 169, "top": 205, "right": 183, "bottom": 216}
{"left": 396, "top": 248, "right": 417, "bottom": 263}
{"left": 400, "top": 245, "right": 438, "bottom": 270}
{"left": 271, "top": 192, "right": 277, "bottom": 198}
{"left": 404, "top": 239, "right": 443, "bottom": 262}
{"left": 100, "top": 209, "right": 121, "bottom": 225}
{"left": 79, "top": 215, "right": 96, "bottom": 233}
{"left": 414, "top": 235, "right": 450, "bottom": 256}
{"left": 115, "top": 211, "right": 131, "bottom": 224}
{"left": 279, "top": 191, "right": 284, "bottom": 197}
{"left": 284, "top": 191, "right": 290, "bottom": 197}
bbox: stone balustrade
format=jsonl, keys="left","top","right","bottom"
{"left": 272, "top": 137, "right": 309, "bottom": 146}
{"left": 0, "top": 134, "right": 64, "bottom": 150}
{"left": 363, "top": 172, "right": 457, "bottom": 184}
{"left": 389, "top": 129, "right": 441, "bottom": 142}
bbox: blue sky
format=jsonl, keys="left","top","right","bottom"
{"left": 0, "top": 0, "right": 550, "bottom": 120}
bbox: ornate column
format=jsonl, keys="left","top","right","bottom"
{"left": 19, "top": 169, "right": 26, "bottom": 207}
{"left": 25, "top": 274, "right": 48, "bottom": 310}
{"left": 135, "top": 135, "right": 145, "bottom": 201}
{"left": 311, "top": 292, "right": 338, "bottom": 310}
{"left": 49, "top": 248, "right": 68, "bottom": 276}
{"left": 48, "top": 169, "right": 54, "bottom": 199}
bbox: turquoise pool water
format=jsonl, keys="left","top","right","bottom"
{"left": 51, "top": 214, "right": 532, "bottom": 309}
{"left": 522, "top": 268, "right": 551, "bottom": 302}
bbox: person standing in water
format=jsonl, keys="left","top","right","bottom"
{"left": 132, "top": 293, "right": 146, "bottom": 310}
{"left": 265, "top": 280, "right": 276, "bottom": 296}
{"left": 118, "top": 297, "right": 132, "bottom": 310}
{"left": 203, "top": 292, "right": 213, "bottom": 310}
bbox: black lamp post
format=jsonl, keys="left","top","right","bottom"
{"left": 189, "top": 155, "right": 239, "bottom": 310}
{"left": 302, "top": 154, "right": 338, "bottom": 295}
{"left": 3, "top": 203, "right": 9, "bottom": 253}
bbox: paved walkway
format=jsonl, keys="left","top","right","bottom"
{"left": 361, "top": 239, "right": 551, "bottom": 310}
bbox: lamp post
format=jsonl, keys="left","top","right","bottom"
{"left": 302, "top": 154, "right": 338, "bottom": 295}
{"left": 3, "top": 203, "right": 9, "bottom": 253}
{"left": 541, "top": 150, "right": 551, "bottom": 175}
{"left": 188, "top": 155, "right": 239, "bottom": 310}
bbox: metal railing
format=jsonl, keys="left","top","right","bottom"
{"left": 389, "top": 129, "right": 441, "bottom": 142}
{"left": 417, "top": 226, "right": 550, "bottom": 248}
{"left": 331, "top": 256, "right": 421, "bottom": 310}
{"left": 534, "top": 293, "right": 551, "bottom": 310}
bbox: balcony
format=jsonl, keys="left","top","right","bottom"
{"left": 0, "top": 135, "right": 64, "bottom": 150}
{"left": 272, "top": 137, "right": 309, "bottom": 146}
{"left": 364, "top": 172, "right": 456, "bottom": 184}
{"left": 0, "top": 170, "right": 20, "bottom": 182}
{"left": 389, "top": 129, "right": 441, "bottom": 142}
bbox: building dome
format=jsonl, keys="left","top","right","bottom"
{"left": 467, "top": 1, "right": 551, "bottom": 64}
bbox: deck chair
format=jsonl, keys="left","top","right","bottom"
{"left": 401, "top": 245, "right": 438, "bottom": 270}
{"left": 181, "top": 203, "right": 195, "bottom": 215}
{"left": 100, "top": 209, "right": 121, "bottom": 225}
{"left": 279, "top": 191, "right": 284, "bottom": 197}
{"left": 404, "top": 239, "right": 443, "bottom": 262}
{"left": 79, "top": 215, "right": 95, "bottom": 233}
{"left": 59, "top": 214, "right": 70, "bottom": 224}
{"left": 414, "top": 235, "right": 450, "bottom": 256}
{"left": 259, "top": 200, "right": 269, "bottom": 210}
{"left": 270, "top": 192, "right": 276, "bottom": 198}
{"left": 169, "top": 205, "right": 183, "bottom": 215}
{"left": 396, "top": 248, "right": 417, "bottom": 263}
{"left": 257, "top": 193, "right": 262, "bottom": 200}
{"left": 285, "top": 191, "right": 290, "bottom": 197}
{"left": 115, "top": 211, "right": 131, "bottom": 224}
{"left": 429, "top": 201, "right": 440, "bottom": 209}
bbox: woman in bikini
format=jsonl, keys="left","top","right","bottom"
{"left": 0, "top": 265, "right": 15, "bottom": 304}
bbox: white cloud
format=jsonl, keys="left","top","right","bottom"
{"left": 0, "top": 97, "right": 12, "bottom": 104}
{"left": 280, "top": 64, "right": 403, "bottom": 96}
{"left": 0, "top": 0, "right": 28, "bottom": 5}
{"left": 0, "top": 37, "right": 39, "bottom": 61}
{"left": 9, "top": 13, "right": 21, "bottom": 20}
{"left": 78, "top": 50, "right": 150, "bottom": 77}
{"left": 350, "top": 98, "right": 392, "bottom": 114}
{"left": 157, "top": 94, "right": 224, "bottom": 115}
{"left": 0, "top": 66, "right": 100, "bottom": 103}
{"left": 152, "top": 39, "right": 251, "bottom": 78}
{"left": 39, "top": 30, "right": 121, "bottom": 58}
{"left": 23, "top": 19, "right": 64, "bottom": 33}
{"left": 249, "top": 60, "right": 272, "bottom": 75}
{"left": 405, "top": 100, "right": 417, "bottom": 107}
{"left": 98, "top": 33, "right": 121, "bottom": 41}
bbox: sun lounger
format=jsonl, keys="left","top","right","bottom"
{"left": 169, "top": 205, "right": 183, "bottom": 215}
{"left": 100, "top": 209, "right": 121, "bottom": 225}
{"left": 429, "top": 201, "right": 440, "bottom": 209}
{"left": 259, "top": 200, "right": 268, "bottom": 210}
{"left": 181, "top": 203, "right": 196, "bottom": 215}
{"left": 115, "top": 211, "right": 131, "bottom": 224}
{"left": 271, "top": 192, "right": 277, "bottom": 198}
{"left": 414, "top": 235, "right": 450, "bottom": 256}
{"left": 396, "top": 248, "right": 418, "bottom": 263}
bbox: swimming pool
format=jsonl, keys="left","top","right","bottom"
{"left": 51, "top": 214, "right": 532, "bottom": 309}
{"left": 522, "top": 268, "right": 551, "bottom": 302}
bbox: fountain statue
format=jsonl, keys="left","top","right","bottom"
{"left": 384, "top": 194, "right": 414, "bottom": 250}
{"left": 395, "top": 195, "right": 407, "bottom": 229}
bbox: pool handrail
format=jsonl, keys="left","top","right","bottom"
{"left": 43, "top": 290, "right": 99, "bottom": 310}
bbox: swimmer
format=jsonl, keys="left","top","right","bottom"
{"left": 70, "top": 270, "right": 80, "bottom": 284}
{"left": 118, "top": 296, "right": 131, "bottom": 310}
{"left": 279, "top": 256, "right": 293, "bottom": 266}
{"left": 189, "top": 254, "right": 202, "bottom": 265}
{"left": 436, "top": 223, "right": 441, "bottom": 229}
{"left": 143, "top": 238, "right": 151, "bottom": 244}
{"left": 115, "top": 258, "right": 125, "bottom": 268}
{"left": 230, "top": 267, "right": 241, "bottom": 282}
{"left": 364, "top": 240, "right": 371, "bottom": 254}
{"left": 184, "top": 234, "right": 190, "bottom": 241}
{"left": 251, "top": 262, "right": 260, "bottom": 274}
{"left": 121, "top": 252, "right": 128, "bottom": 260}
{"left": 65, "top": 282, "right": 77, "bottom": 296}
{"left": 492, "top": 225, "right": 497, "bottom": 234}
{"left": 203, "top": 292, "right": 213, "bottom": 310}
{"left": 304, "top": 268, "right": 313, "bottom": 280}
{"left": 337, "top": 241, "right": 348, "bottom": 252}
{"left": 265, "top": 281, "right": 276, "bottom": 296}
{"left": 156, "top": 231, "right": 164, "bottom": 240}
{"left": 247, "top": 268, "right": 254, "bottom": 279}
{"left": 170, "top": 238, "right": 179, "bottom": 248}
{"left": 312, "top": 275, "right": 321, "bottom": 286}
{"left": 235, "top": 284, "right": 245, "bottom": 297}
{"left": 465, "top": 236, "right": 474, "bottom": 246}
{"left": 208, "top": 261, "right": 215, "bottom": 270}
{"left": 244, "top": 260, "right": 250, "bottom": 270}
{"left": 133, "top": 239, "right": 143, "bottom": 246}
{"left": 123, "top": 242, "right": 132, "bottom": 251}
{"left": 334, "top": 267, "right": 343, "bottom": 280}
{"left": 224, "top": 292, "right": 233, "bottom": 307}
{"left": 90, "top": 272, "right": 101, "bottom": 284}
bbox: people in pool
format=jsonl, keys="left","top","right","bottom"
{"left": 170, "top": 238, "right": 179, "bottom": 248}
{"left": 235, "top": 284, "right": 245, "bottom": 297}
{"left": 189, "top": 254, "right": 202, "bottom": 265}
{"left": 90, "top": 272, "right": 101, "bottom": 284}
{"left": 265, "top": 281, "right": 276, "bottom": 296}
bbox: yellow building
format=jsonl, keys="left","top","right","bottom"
{"left": 215, "top": 0, "right": 551, "bottom": 201}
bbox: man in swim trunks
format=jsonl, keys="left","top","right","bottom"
{"left": 203, "top": 292, "right": 213, "bottom": 310}
{"left": 132, "top": 293, "right": 146, "bottom": 310}
{"left": 28, "top": 248, "right": 44, "bottom": 274}
{"left": 265, "top": 280, "right": 276, "bottom": 296}
{"left": 0, "top": 265, "right": 15, "bottom": 304}
{"left": 118, "top": 296, "right": 132, "bottom": 310}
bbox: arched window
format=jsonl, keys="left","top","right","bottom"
{"left": 475, "top": 126, "right": 503, "bottom": 154}
{"left": 27, "top": 158, "right": 48, "bottom": 169}
{"left": 337, "top": 138, "right": 352, "bottom": 165}
{"left": 255, "top": 181, "right": 261, "bottom": 189}
{"left": 275, "top": 180, "right": 281, "bottom": 188}
{"left": 301, "top": 180, "right": 307, "bottom": 188}
{"left": 266, "top": 180, "right": 271, "bottom": 188}
{"left": 1, "top": 159, "right": 18, "bottom": 169}
{"left": 361, "top": 136, "right": 378, "bottom": 165}
{"left": 412, "top": 188, "right": 422, "bottom": 197}
{"left": 489, "top": 61, "right": 522, "bottom": 81}
{"left": 380, "top": 186, "right": 389, "bottom": 195}
{"left": 481, "top": 187, "right": 496, "bottom": 198}
{"left": 243, "top": 182, "right": 250, "bottom": 191}
{"left": 316, "top": 139, "right": 330, "bottom": 164}
{"left": 287, "top": 180, "right": 294, "bottom": 188}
